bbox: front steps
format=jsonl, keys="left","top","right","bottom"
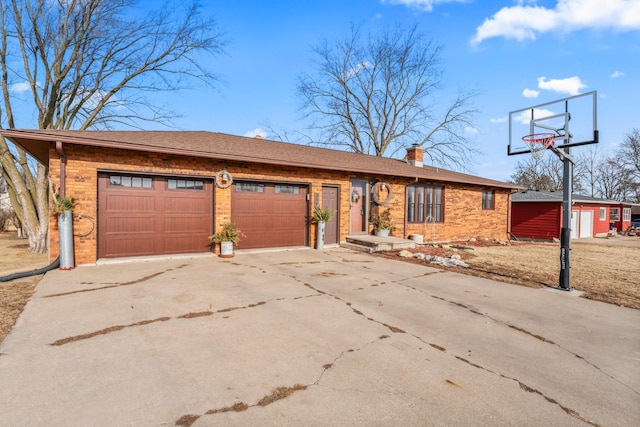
{"left": 341, "top": 235, "right": 416, "bottom": 253}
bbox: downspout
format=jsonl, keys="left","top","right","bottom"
{"left": 54, "top": 141, "right": 74, "bottom": 269}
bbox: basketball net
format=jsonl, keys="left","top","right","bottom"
{"left": 522, "top": 133, "right": 556, "bottom": 161}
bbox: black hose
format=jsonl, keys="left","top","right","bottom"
{"left": 0, "top": 256, "right": 60, "bottom": 283}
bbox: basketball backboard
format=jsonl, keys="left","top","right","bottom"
{"left": 508, "top": 91, "right": 598, "bottom": 156}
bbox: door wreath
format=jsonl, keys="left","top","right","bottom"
{"left": 350, "top": 189, "right": 361, "bottom": 204}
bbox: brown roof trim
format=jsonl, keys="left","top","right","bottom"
{"left": 1, "top": 129, "right": 520, "bottom": 190}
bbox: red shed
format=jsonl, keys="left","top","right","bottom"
{"left": 511, "top": 190, "right": 636, "bottom": 240}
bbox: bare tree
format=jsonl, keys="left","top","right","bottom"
{"left": 596, "top": 158, "right": 635, "bottom": 201}
{"left": 0, "top": 0, "right": 226, "bottom": 253}
{"left": 510, "top": 155, "right": 564, "bottom": 191}
{"left": 616, "top": 129, "right": 640, "bottom": 183}
{"left": 574, "top": 146, "right": 604, "bottom": 197}
{"left": 296, "top": 23, "right": 478, "bottom": 169}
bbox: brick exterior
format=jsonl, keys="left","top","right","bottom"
{"left": 48, "top": 143, "right": 511, "bottom": 265}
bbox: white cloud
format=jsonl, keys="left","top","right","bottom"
{"left": 522, "top": 88, "right": 540, "bottom": 98}
{"left": 490, "top": 116, "right": 508, "bottom": 124}
{"left": 537, "top": 76, "right": 586, "bottom": 95}
{"left": 610, "top": 70, "right": 624, "bottom": 78}
{"left": 471, "top": 0, "right": 640, "bottom": 45}
{"left": 514, "top": 108, "right": 556, "bottom": 125}
{"left": 244, "top": 128, "right": 267, "bottom": 139}
{"left": 10, "top": 82, "right": 31, "bottom": 93}
{"left": 343, "top": 62, "right": 372, "bottom": 80}
{"left": 465, "top": 126, "right": 479, "bottom": 135}
{"left": 381, "top": 0, "right": 467, "bottom": 12}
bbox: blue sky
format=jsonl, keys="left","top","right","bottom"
{"left": 170, "top": 0, "right": 638, "bottom": 182}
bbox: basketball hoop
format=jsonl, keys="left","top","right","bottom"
{"left": 522, "top": 133, "right": 556, "bottom": 161}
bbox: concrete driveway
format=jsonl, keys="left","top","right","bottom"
{"left": 0, "top": 248, "right": 638, "bottom": 426}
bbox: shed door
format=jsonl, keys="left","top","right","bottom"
{"left": 98, "top": 173, "right": 213, "bottom": 258}
{"left": 231, "top": 182, "right": 308, "bottom": 249}
{"left": 579, "top": 210, "right": 593, "bottom": 238}
{"left": 571, "top": 211, "right": 578, "bottom": 239}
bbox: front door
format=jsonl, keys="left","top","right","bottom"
{"left": 350, "top": 181, "right": 367, "bottom": 234}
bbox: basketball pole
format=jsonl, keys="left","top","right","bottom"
{"left": 559, "top": 146, "right": 572, "bottom": 291}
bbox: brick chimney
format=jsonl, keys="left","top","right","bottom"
{"left": 406, "top": 144, "right": 424, "bottom": 167}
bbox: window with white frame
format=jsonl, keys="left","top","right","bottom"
{"left": 599, "top": 207, "right": 606, "bottom": 221}
{"left": 610, "top": 207, "right": 620, "bottom": 221}
{"left": 623, "top": 208, "right": 631, "bottom": 221}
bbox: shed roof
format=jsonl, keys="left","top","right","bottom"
{"left": 1, "top": 129, "right": 520, "bottom": 189}
{"left": 512, "top": 190, "right": 634, "bottom": 205}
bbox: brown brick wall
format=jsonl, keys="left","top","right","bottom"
{"left": 48, "top": 143, "right": 510, "bottom": 265}
{"left": 404, "top": 185, "right": 511, "bottom": 242}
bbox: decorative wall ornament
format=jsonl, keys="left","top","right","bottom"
{"left": 372, "top": 182, "right": 392, "bottom": 205}
{"left": 215, "top": 169, "right": 233, "bottom": 189}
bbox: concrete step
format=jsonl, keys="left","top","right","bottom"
{"left": 342, "top": 235, "right": 416, "bottom": 253}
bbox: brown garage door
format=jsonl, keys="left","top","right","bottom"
{"left": 98, "top": 173, "right": 213, "bottom": 258}
{"left": 231, "top": 182, "right": 308, "bottom": 249}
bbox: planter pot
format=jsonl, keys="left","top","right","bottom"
{"left": 410, "top": 234, "right": 424, "bottom": 244}
{"left": 375, "top": 229, "right": 390, "bottom": 237}
{"left": 316, "top": 221, "right": 326, "bottom": 250}
{"left": 219, "top": 240, "right": 234, "bottom": 258}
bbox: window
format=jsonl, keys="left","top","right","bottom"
{"left": 109, "top": 175, "right": 152, "bottom": 189}
{"left": 623, "top": 208, "right": 631, "bottom": 221}
{"left": 610, "top": 207, "right": 620, "bottom": 221}
{"left": 407, "top": 184, "right": 443, "bottom": 223}
{"left": 599, "top": 207, "right": 606, "bottom": 221}
{"left": 168, "top": 179, "right": 203, "bottom": 191}
{"left": 482, "top": 190, "right": 495, "bottom": 210}
{"left": 275, "top": 185, "right": 299, "bottom": 194}
{"left": 235, "top": 183, "right": 264, "bottom": 193}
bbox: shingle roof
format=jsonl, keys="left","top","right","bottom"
{"left": 512, "top": 190, "right": 628, "bottom": 205}
{"left": 1, "top": 129, "right": 520, "bottom": 189}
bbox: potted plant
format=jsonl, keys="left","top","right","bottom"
{"left": 371, "top": 208, "right": 395, "bottom": 237}
{"left": 210, "top": 222, "right": 242, "bottom": 258}
{"left": 51, "top": 194, "right": 76, "bottom": 269}
{"left": 311, "top": 207, "right": 335, "bottom": 250}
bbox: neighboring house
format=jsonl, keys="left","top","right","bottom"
{"left": 1, "top": 129, "right": 520, "bottom": 265}
{"left": 511, "top": 190, "right": 636, "bottom": 240}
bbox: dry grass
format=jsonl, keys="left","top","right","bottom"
{"left": 382, "top": 238, "right": 640, "bottom": 310}
{"left": 0, "top": 232, "right": 49, "bottom": 344}
{"left": 467, "top": 240, "right": 640, "bottom": 309}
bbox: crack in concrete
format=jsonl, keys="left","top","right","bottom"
{"left": 44, "top": 265, "right": 189, "bottom": 298}
{"left": 175, "top": 384, "right": 308, "bottom": 427}
{"left": 47, "top": 296, "right": 293, "bottom": 347}
{"left": 454, "top": 355, "right": 601, "bottom": 426}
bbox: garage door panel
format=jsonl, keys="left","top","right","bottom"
{"left": 164, "top": 194, "right": 209, "bottom": 213}
{"left": 104, "top": 236, "right": 156, "bottom": 258}
{"left": 99, "top": 174, "right": 213, "bottom": 258}
{"left": 105, "top": 216, "right": 157, "bottom": 233}
{"left": 104, "top": 194, "right": 156, "bottom": 212}
{"left": 163, "top": 215, "right": 211, "bottom": 233}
